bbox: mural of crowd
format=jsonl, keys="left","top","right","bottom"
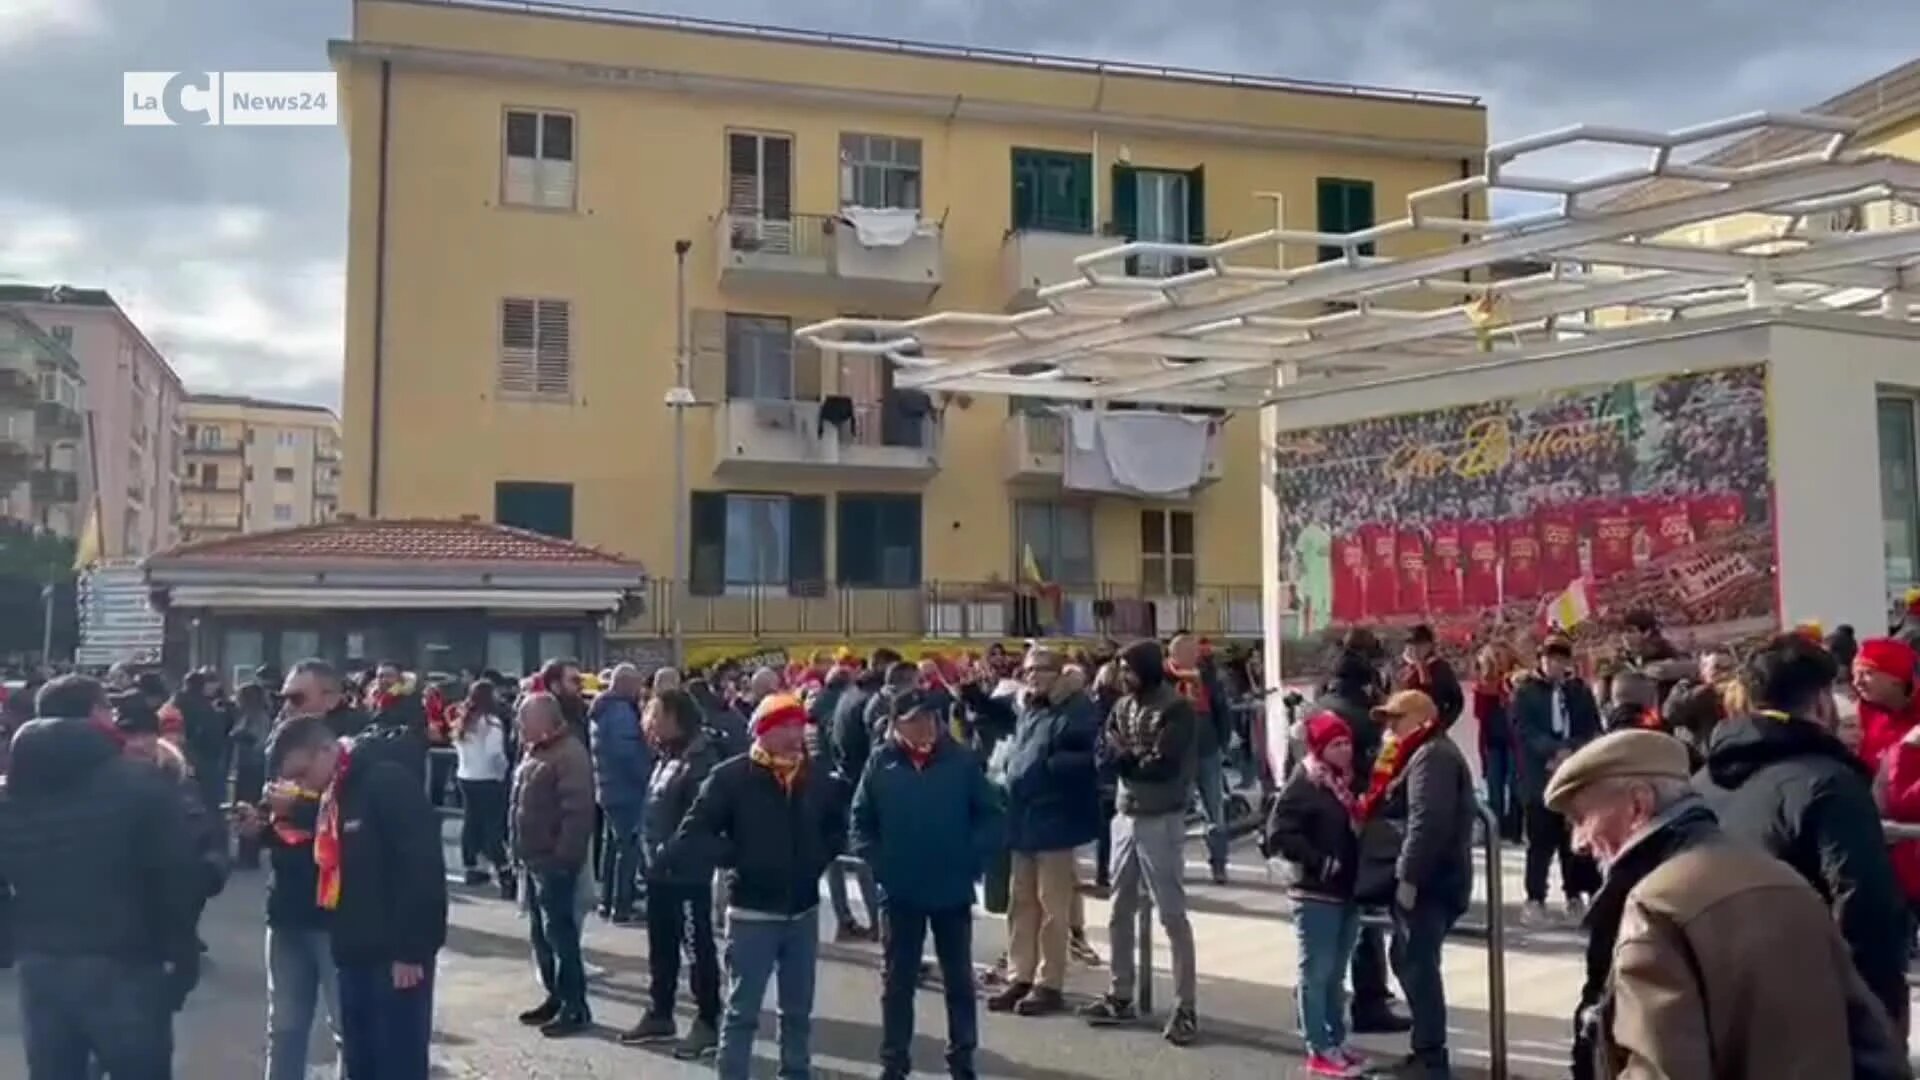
{"left": 1275, "top": 365, "right": 1774, "bottom": 650}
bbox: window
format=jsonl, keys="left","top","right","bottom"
{"left": 279, "top": 630, "right": 320, "bottom": 668}
{"left": 244, "top": 465, "right": 253, "bottom": 482}
{"left": 48, "top": 325, "right": 72, "bottom": 348}
{"left": 1014, "top": 500, "right": 1095, "bottom": 586}
{"left": 840, "top": 134, "right": 922, "bottom": 210}
{"left": 690, "top": 491, "right": 825, "bottom": 595}
{"left": 201, "top": 463, "right": 219, "bottom": 489}
{"left": 273, "top": 466, "right": 295, "bottom": 483}
{"left": 198, "top": 426, "right": 221, "bottom": 449}
{"left": 1317, "top": 177, "right": 1376, "bottom": 263}
{"left": 278, "top": 430, "right": 299, "bottom": 448}
{"left": 1880, "top": 397, "right": 1920, "bottom": 596}
{"left": 185, "top": 423, "right": 198, "bottom": 443}
{"left": 1141, "top": 509, "right": 1196, "bottom": 595}
{"left": 246, "top": 427, "right": 255, "bottom": 444}
{"left": 499, "top": 298, "right": 572, "bottom": 398}
{"left": 725, "top": 314, "right": 793, "bottom": 400}
{"left": 486, "top": 630, "right": 526, "bottom": 677}
{"left": 272, "top": 503, "right": 294, "bottom": 523}
{"left": 1113, "top": 166, "right": 1205, "bottom": 277}
{"left": 1011, "top": 148, "right": 1093, "bottom": 233}
{"left": 503, "top": 109, "right": 576, "bottom": 209}
{"left": 495, "top": 481, "right": 575, "bottom": 540}
{"left": 838, "top": 494, "right": 921, "bottom": 588}
{"left": 727, "top": 131, "right": 793, "bottom": 223}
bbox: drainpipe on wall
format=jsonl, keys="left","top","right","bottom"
{"left": 368, "top": 59, "right": 392, "bottom": 517}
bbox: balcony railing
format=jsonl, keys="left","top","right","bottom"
{"left": 716, "top": 209, "right": 944, "bottom": 300}
{"left": 1000, "top": 228, "right": 1115, "bottom": 309}
{"left": 714, "top": 397, "right": 939, "bottom": 479}
{"left": 625, "top": 580, "right": 1266, "bottom": 642}
{"left": 30, "top": 468, "right": 78, "bottom": 504}
{"left": 34, "top": 400, "right": 81, "bottom": 439}
{"left": 188, "top": 443, "right": 244, "bottom": 456}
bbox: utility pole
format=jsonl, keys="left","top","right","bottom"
{"left": 666, "top": 240, "right": 694, "bottom": 670}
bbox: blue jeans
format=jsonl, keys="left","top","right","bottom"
{"left": 529, "top": 870, "right": 589, "bottom": 1017}
{"left": 18, "top": 955, "right": 172, "bottom": 1080}
{"left": 1482, "top": 742, "right": 1517, "bottom": 830}
{"left": 717, "top": 911, "right": 819, "bottom": 1080}
{"left": 599, "top": 804, "right": 646, "bottom": 918}
{"left": 826, "top": 857, "right": 878, "bottom": 929}
{"left": 1195, "top": 749, "right": 1229, "bottom": 870}
{"left": 336, "top": 960, "right": 435, "bottom": 1080}
{"left": 266, "top": 927, "right": 341, "bottom": 1080}
{"left": 1389, "top": 893, "right": 1467, "bottom": 1067}
{"left": 880, "top": 904, "right": 976, "bottom": 1078}
{"left": 1293, "top": 899, "right": 1361, "bottom": 1054}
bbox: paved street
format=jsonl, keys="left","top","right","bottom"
{"left": 0, "top": 816, "right": 1590, "bottom": 1079}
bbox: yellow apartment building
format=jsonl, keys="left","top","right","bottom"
{"left": 180, "top": 394, "right": 343, "bottom": 544}
{"left": 332, "top": 0, "right": 1486, "bottom": 660}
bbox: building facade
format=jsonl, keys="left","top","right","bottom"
{"left": 0, "top": 310, "right": 87, "bottom": 539}
{"left": 334, "top": 0, "right": 1486, "bottom": 654}
{"left": 180, "top": 393, "right": 343, "bottom": 544}
{"left": 0, "top": 285, "right": 184, "bottom": 558}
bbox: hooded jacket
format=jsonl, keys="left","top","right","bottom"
{"left": 1103, "top": 644, "right": 1198, "bottom": 818}
{"left": 0, "top": 717, "right": 203, "bottom": 970}
{"left": 1694, "top": 711, "right": 1910, "bottom": 1030}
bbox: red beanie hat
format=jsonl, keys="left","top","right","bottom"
{"left": 751, "top": 693, "right": 808, "bottom": 737}
{"left": 1858, "top": 638, "right": 1918, "bottom": 685}
{"left": 1305, "top": 711, "right": 1352, "bottom": 757}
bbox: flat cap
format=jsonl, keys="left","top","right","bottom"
{"left": 1544, "top": 729, "right": 1691, "bottom": 814}
{"left": 1371, "top": 689, "right": 1436, "bottom": 726}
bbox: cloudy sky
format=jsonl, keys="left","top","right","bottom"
{"left": 2, "top": 0, "right": 1916, "bottom": 408}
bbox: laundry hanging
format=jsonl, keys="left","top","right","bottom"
{"left": 1059, "top": 408, "right": 1211, "bottom": 496}
{"left": 838, "top": 207, "right": 926, "bottom": 248}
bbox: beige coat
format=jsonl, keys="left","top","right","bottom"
{"left": 1599, "top": 834, "right": 1907, "bottom": 1079}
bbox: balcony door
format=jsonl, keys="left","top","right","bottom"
{"left": 728, "top": 132, "right": 794, "bottom": 253}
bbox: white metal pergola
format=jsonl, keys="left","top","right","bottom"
{"left": 796, "top": 112, "right": 1920, "bottom": 407}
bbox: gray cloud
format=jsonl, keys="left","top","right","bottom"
{"left": 3, "top": 0, "right": 1916, "bottom": 409}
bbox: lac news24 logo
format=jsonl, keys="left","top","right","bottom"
{"left": 123, "top": 72, "right": 339, "bottom": 126}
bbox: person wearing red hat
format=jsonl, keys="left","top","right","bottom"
{"left": 1854, "top": 638, "right": 1920, "bottom": 768}
{"left": 658, "top": 692, "right": 850, "bottom": 1080}
{"left": 1261, "top": 712, "right": 1367, "bottom": 1076}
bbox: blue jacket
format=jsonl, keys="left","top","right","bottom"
{"left": 589, "top": 693, "right": 652, "bottom": 812}
{"left": 998, "top": 692, "right": 1103, "bottom": 853}
{"left": 851, "top": 735, "right": 1001, "bottom": 912}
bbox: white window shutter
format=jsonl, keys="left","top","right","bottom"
{"left": 504, "top": 156, "right": 536, "bottom": 206}
{"left": 538, "top": 160, "right": 575, "bottom": 209}
{"left": 535, "top": 300, "right": 571, "bottom": 397}
{"left": 499, "top": 299, "right": 537, "bottom": 394}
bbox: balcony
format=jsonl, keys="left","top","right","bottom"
{"left": 1000, "top": 228, "right": 1114, "bottom": 309}
{"left": 713, "top": 398, "right": 939, "bottom": 482}
{"left": 0, "top": 367, "right": 36, "bottom": 407}
{"left": 187, "top": 442, "right": 243, "bottom": 457}
{"left": 1004, "top": 409, "right": 1224, "bottom": 493}
{"left": 626, "top": 580, "right": 1265, "bottom": 642}
{"left": 34, "top": 400, "right": 81, "bottom": 439}
{"left": 715, "top": 210, "right": 944, "bottom": 303}
{"left": 30, "top": 467, "right": 78, "bottom": 505}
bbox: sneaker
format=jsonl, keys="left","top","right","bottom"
{"left": 1520, "top": 900, "right": 1551, "bottom": 928}
{"left": 1565, "top": 895, "right": 1589, "bottom": 924}
{"left": 672, "top": 1019, "right": 718, "bottom": 1060}
{"left": 1210, "top": 864, "right": 1229, "bottom": 886}
{"left": 462, "top": 868, "right": 491, "bottom": 886}
{"left": 618, "top": 1012, "right": 677, "bottom": 1045}
{"left": 1079, "top": 995, "right": 1138, "bottom": 1027}
{"left": 835, "top": 921, "right": 874, "bottom": 943}
{"left": 517, "top": 999, "right": 561, "bottom": 1026}
{"left": 539, "top": 1012, "right": 591, "bottom": 1038}
{"left": 1334, "top": 1044, "right": 1368, "bottom": 1070}
{"left": 498, "top": 869, "right": 517, "bottom": 903}
{"left": 1305, "top": 1053, "right": 1358, "bottom": 1078}
{"left": 1348, "top": 1004, "right": 1411, "bottom": 1035}
{"left": 985, "top": 981, "right": 1033, "bottom": 1013}
{"left": 609, "top": 911, "right": 639, "bottom": 926}
{"left": 1069, "top": 929, "right": 1105, "bottom": 967}
{"left": 1162, "top": 1006, "right": 1198, "bottom": 1047}
{"left": 1014, "top": 987, "right": 1066, "bottom": 1017}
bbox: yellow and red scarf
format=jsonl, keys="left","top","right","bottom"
{"left": 750, "top": 742, "right": 805, "bottom": 795}
{"left": 311, "top": 745, "right": 352, "bottom": 911}
{"left": 1359, "top": 720, "right": 1439, "bottom": 822}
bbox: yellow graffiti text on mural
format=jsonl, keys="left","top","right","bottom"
{"left": 1382, "top": 414, "right": 1624, "bottom": 483}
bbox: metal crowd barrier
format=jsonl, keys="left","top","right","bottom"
{"left": 1477, "top": 800, "right": 1510, "bottom": 1080}
{"left": 1885, "top": 820, "right": 1920, "bottom": 842}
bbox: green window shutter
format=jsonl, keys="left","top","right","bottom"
{"left": 836, "top": 496, "right": 876, "bottom": 585}
{"left": 689, "top": 492, "right": 726, "bottom": 597}
{"left": 788, "top": 495, "right": 826, "bottom": 596}
{"left": 1111, "top": 165, "right": 1138, "bottom": 239}
{"left": 1011, "top": 150, "right": 1039, "bottom": 231}
{"left": 1316, "top": 177, "right": 1344, "bottom": 264}
{"left": 1069, "top": 154, "right": 1093, "bottom": 232}
{"left": 1348, "top": 180, "right": 1376, "bottom": 257}
{"left": 1186, "top": 166, "right": 1206, "bottom": 244}
{"left": 881, "top": 495, "right": 923, "bottom": 587}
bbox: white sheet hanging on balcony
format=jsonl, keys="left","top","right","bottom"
{"left": 1059, "top": 410, "right": 1210, "bottom": 497}
{"left": 839, "top": 207, "right": 924, "bottom": 248}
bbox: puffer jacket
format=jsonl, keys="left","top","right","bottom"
{"left": 1261, "top": 764, "right": 1357, "bottom": 902}
{"left": 1695, "top": 711, "right": 1910, "bottom": 1030}
{"left": 996, "top": 690, "right": 1101, "bottom": 853}
{"left": 851, "top": 734, "right": 1001, "bottom": 911}
{"left": 641, "top": 732, "right": 722, "bottom": 886}
{"left": 662, "top": 754, "right": 849, "bottom": 917}
{"left": 1103, "top": 682, "right": 1197, "bottom": 818}
{"left": 588, "top": 692, "right": 651, "bottom": 813}
{"left": 509, "top": 732, "right": 596, "bottom": 876}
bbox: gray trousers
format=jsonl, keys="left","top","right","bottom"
{"left": 1106, "top": 811, "right": 1197, "bottom": 1011}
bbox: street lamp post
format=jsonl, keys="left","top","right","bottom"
{"left": 667, "top": 239, "right": 693, "bottom": 671}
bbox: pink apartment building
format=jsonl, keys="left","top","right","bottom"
{"left": 0, "top": 285, "right": 185, "bottom": 558}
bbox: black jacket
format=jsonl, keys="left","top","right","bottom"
{"left": 1694, "top": 711, "right": 1910, "bottom": 1029}
{"left": 1313, "top": 679, "right": 1380, "bottom": 795}
{"left": 325, "top": 703, "right": 373, "bottom": 740}
{"left": 1395, "top": 655, "right": 1466, "bottom": 730}
{"left": 1511, "top": 672, "right": 1602, "bottom": 803}
{"left": 663, "top": 754, "right": 848, "bottom": 917}
{"left": 1377, "top": 733, "right": 1476, "bottom": 905}
{"left": 829, "top": 677, "right": 882, "bottom": 782}
{"left": 1261, "top": 766, "right": 1358, "bottom": 901}
{"left": 326, "top": 754, "right": 448, "bottom": 967}
{"left": 0, "top": 718, "right": 202, "bottom": 970}
{"left": 642, "top": 733, "right": 723, "bottom": 887}
{"left": 265, "top": 795, "right": 327, "bottom": 931}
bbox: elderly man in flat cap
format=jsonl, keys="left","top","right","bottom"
{"left": 1548, "top": 730, "right": 1910, "bottom": 1080}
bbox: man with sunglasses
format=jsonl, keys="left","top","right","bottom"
{"left": 282, "top": 659, "right": 372, "bottom": 739}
